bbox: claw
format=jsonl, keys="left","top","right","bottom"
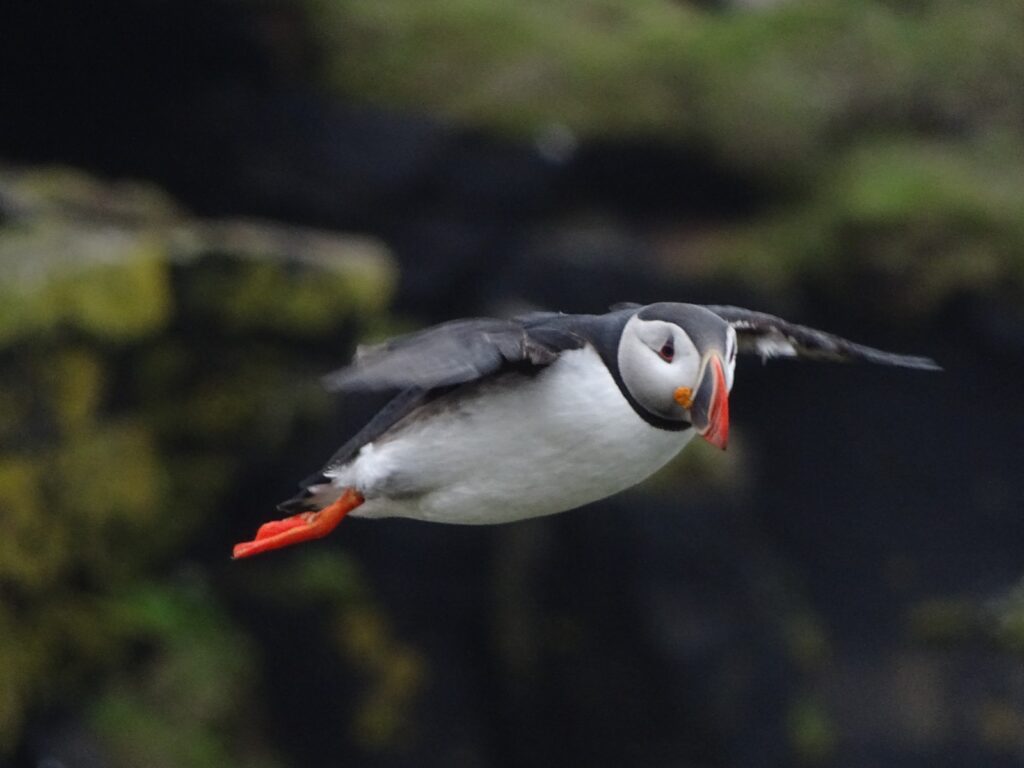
{"left": 232, "top": 488, "right": 364, "bottom": 559}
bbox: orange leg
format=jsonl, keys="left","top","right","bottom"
{"left": 232, "top": 488, "right": 364, "bottom": 559}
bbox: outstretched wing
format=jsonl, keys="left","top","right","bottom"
{"left": 322, "top": 315, "right": 586, "bottom": 392}
{"left": 705, "top": 305, "right": 940, "bottom": 370}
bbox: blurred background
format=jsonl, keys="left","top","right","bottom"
{"left": 2, "top": 1, "right": 1024, "bottom": 766}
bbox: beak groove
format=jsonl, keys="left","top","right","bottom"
{"left": 689, "top": 353, "right": 729, "bottom": 450}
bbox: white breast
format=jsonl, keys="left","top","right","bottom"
{"left": 331, "top": 345, "right": 694, "bottom": 523}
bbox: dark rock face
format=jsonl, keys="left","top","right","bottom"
{"left": 4, "top": 2, "right": 1024, "bottom": 768}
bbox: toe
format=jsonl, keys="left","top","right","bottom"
{"left": 255, "top": 514, "right": 311, "bottom": 540}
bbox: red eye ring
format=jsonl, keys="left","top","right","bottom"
{"left": 658, "top": 341, "right": 674, "bottom": 362}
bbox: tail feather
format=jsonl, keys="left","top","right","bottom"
{"left": 276, "top": 472, "right": 340, "bottom": 513}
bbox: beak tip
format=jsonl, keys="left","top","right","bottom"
{"left": 702, "top": 431, "right": 729, "bottom": 451}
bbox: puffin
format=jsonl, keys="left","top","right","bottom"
{"left": 233, "top": 302, "right": 938, "bottom": 559}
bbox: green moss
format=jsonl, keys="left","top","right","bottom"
{"left": 53, "top": 423, "right": 167, "bottom": 581}
{"left": 44, "top": 348, "right": 105, "bottom": 432}
{"left": 0, "top": 225, "right": 173, "bottom": 343}
{"left": 699, "top": 136, "right": 1024, "bottom": 311}
{"left": 91, "top": 694, "right": 235, "bottom": 768}
{"left": 334, "top": 599, "right": 426, "bottom": 751}
{"left": 306, "top": 0, "right": 1024, "bottom": 168}
{"left": 0, "top": 167, "right": 180, "bottom": 342}
{"left": 836, "top": 140, "right": 1024, "bottom": 235}
{"left": 675, "top": 3, "right": 866, "bottom": 177}
{"left": 138, "top": 344, "right": 330, "bottom": 452}
{"left": 820, "top": 139, "right": 1024, "bottom": 310}
{"left": 263, "top": 549, "right": 365, "bottom": 604}
{"left": 160, "top": 454, "right": 238, "bottom": 547}
{"left": 174, "top": 226, "right": 396, "bottom": 337}
{"left": 306, "top": 0, "right": 699, "bottom": 136}
{"left": 5, "top": 166, "right": 183, "bottom": 224}
{"left": 235, "top": 552, "right": 424, "bottom": 753}
{"left": 0, "top": 594, "right": 127, "bottom": 751}
{"left": 227, "top": 260, "right": 346, "bottom": 333}
{"left": 0, "top": 458, "right": 69, "bottom": 591}
{"left": 60, "top": 244, "right": 173, "bottom": 341}
{"left": 0, "top": 165, "right": 400, "bottom": 761}
{"left": 0, "top": 617, "right": 29, "bottom": 752}
{"left": 0, "top": 392, "right": 23, "bottom": 444}
{"left": 90, "top": 583, "right": 279, "bottom": 768}
{"left": 302, "top": 0, "right": 1024, "bottom": 307}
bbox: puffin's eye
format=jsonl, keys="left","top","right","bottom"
{"left": 658, "top": 340, "right": 674, "bottom": 362}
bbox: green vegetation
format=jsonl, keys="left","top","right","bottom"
{"left": 89, "top": 583, "right": 281, "bottom": 768}
{"left": 306, "top": 0, "right": 1024, "bottom": 307}
{"left": 4, "top": 0, "right": 1024, "bottom": 762}
{"left": 0, "top": 166, "right": 398, "bottom": 760}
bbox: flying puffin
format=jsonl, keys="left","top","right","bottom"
{"left": 233, "top": 303, "right": 938, "bottom": 559}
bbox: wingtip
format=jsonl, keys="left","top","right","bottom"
{"left": 899, "top": 355, "right": 943, "bottom": 372}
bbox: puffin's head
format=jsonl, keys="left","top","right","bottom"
{"left": 617, "top": 303, "right": 736, "bottom": 448}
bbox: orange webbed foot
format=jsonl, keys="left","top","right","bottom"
{"left": 232, "top": 488, "right": 364, "bottom": 559}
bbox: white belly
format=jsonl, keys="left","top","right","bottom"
{"left": 330, "top": 346, "right": 694, "bottom": 523}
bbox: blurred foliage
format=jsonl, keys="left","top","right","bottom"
{"left": 307, "top": 0, "right": 1024, "bottom": 167}
{"left": 4, "top": 0, "right": 1024, "bottom": 763}
{"left": 306, "top": 0, "right": 1024, "bottom": 309}
{"left": 89, "top": 580, "right": 280, "bottom": 768}
{"left": 787, "top": 695, "right": 836, "bottom": 764}
{"left": 704, "top": 136, "right": 1024, "bottom": 312}
{"left": 307, "top": 0, "right": 700, "bottom": 136}
{"left": 0, "top": 166, "right": 398, "bottom": 758}
{"left": 242, "top": 552, "right": 427, "bottom": 751}
{"left": 911, "top": 578, "right": 1024, "bottom": 656}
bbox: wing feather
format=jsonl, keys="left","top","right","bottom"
{"left": 705, "top": 305, "right": 941, "bottom": 370}
{"left": 322, "top": 317, "right": 585, "bottom": 392}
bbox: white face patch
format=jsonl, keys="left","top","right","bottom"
{"left": 617, "top": 315, "right": 702, "bottom": 420}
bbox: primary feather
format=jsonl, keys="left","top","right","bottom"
{"left": 705, "top": 305, "right": 940, "bottom": 369}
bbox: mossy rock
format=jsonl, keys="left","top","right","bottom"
{"left": 0, "top": 224, "right": 173, "bottom": 343}
{"left": 302, "top": 0, "right": 1024, "bottom": 308}
{"left": 304, "top": 0, "right": 1024, "bottom": 166}
{"left": 0, "top": 167, "right": 396, "bottom": 344}
{"left": 306, "top": 0, "right": 701, "bottom": 137}
{"left": 678, "top": 133, "right": 1024, "bottom": 313}
{"left": 0, "top": 165, "right": 397, "bottom": 759}
{"left": 172, "top": 220, "right": 396, "bottom": 337}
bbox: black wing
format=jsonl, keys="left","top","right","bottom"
{"left": 705, "top": 305, "right": 940, "bottom": 370}
{"left": 322, "top": 315, "right": 586, "bottom": 392}
{"left": 294, "top": 314, "right": 586, "bottom": 488}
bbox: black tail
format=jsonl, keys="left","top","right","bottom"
{"left": 276, "top": 472, "right": 332, "bottom": 513}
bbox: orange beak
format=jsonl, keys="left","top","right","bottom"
{"left": 682, "top": 352, "right": 729, "bottom": 450}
